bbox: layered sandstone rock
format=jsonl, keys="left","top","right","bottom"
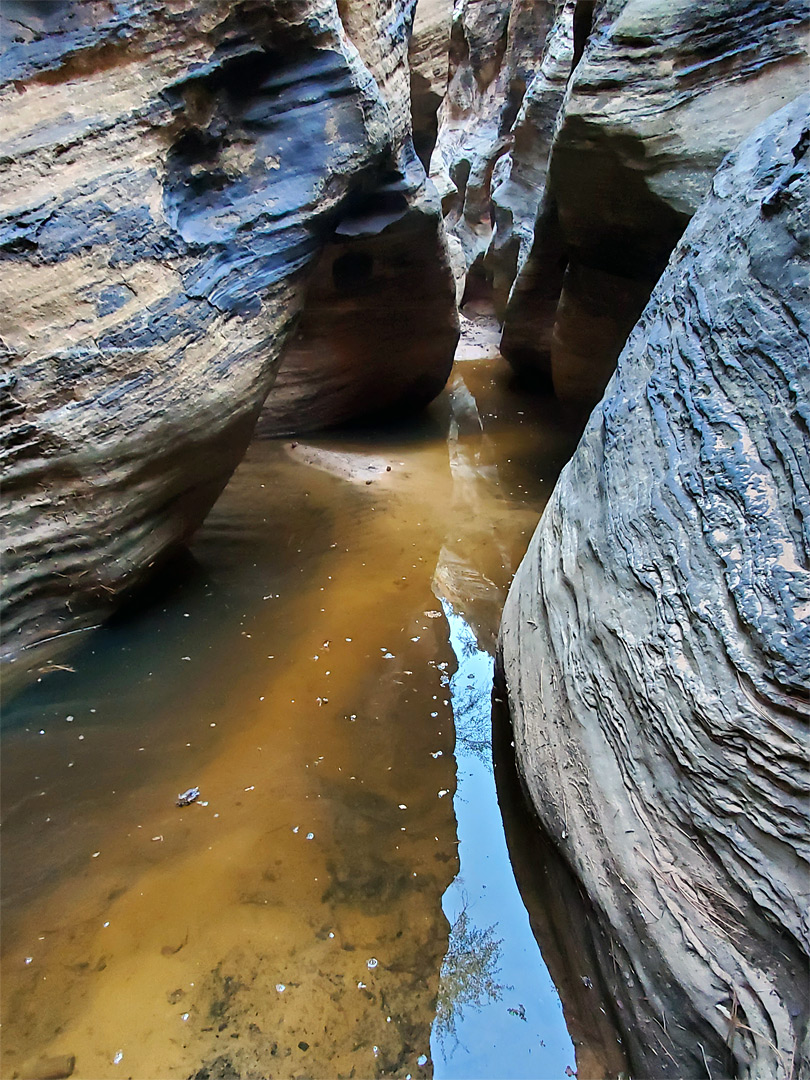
{"left": 429, "top": 0, "right": 561, "bottom": 295}
{"left": 500, "top": 96, "right": 810, "bottom": 1079}
{"left": 409, "top": 0, "right": 453, "bottom": 168}
{"left": 0, "top": 0, "right": 457, "bottom": 680}
{"left": 501, "top": 0, "right": 809, "bottom": 406}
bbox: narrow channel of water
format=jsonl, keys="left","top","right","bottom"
{"left": 1, "top": 320, "right": 583, "bottom": 1079}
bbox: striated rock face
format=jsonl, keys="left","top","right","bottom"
{"left": 429, "top": 0, "right": 561, "bottom": 295}
{"left": 499, "top": 96, "right": 810, "bottom": 1080}
{"left": 501, "top": 0, "right": 809, "bottom": 405}
{"left": 408, "top": 0, "right": 453, "bottom": 169}
{"left": 0, "top": 0, "right": 457, "bottom": 679}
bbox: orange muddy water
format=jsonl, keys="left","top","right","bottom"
{"left": 1, "top": 319, "right": 586, "bottom": 1080}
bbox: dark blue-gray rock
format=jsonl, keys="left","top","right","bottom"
{"left": 0, "top": 0, "right": 457, "bottom": 682}
{"left": 499, "top": 95, "right": 810, "bottom": 1080}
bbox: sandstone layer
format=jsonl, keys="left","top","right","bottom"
{"left": 429, "top": 0, "right": 561, "bottom": 297}
{"left": 0, "top": 0, "right": 457, "bottom": 679}
{"left": 500, "top": 96, "right": 810, "bottom": 1079}
{"left": 501, "top": 0, "right": 809, "bottom": 406}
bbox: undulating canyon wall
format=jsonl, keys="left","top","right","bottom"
{"left": 432, "top": 0, "right": 808, "bottom": 402}
{"left": 500, "top": 95, "right": 810, "bottom": 1080}
{"left": 0, "top": 0, "right": 457, "bottom": 680}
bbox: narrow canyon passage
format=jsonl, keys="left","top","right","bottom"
{"left": 1, "top": 323, "right": 585, "bottom": 1080}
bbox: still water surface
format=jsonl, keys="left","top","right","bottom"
{"left": 2, "top": 331, "right": 582, "bottom": 1079}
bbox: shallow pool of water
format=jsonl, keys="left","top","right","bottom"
{"left": 2, "top": 337, "right": 584, "bottom": 1079}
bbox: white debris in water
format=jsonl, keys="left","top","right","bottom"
{"left": 373, "top": 1046, "right": 380, "bottom": 1057}
{"left": 398, "top": 804, "right": 407, "bottom": 810}
{"left": 66, "top": 715, "right": 74, "bottom": 722}
{"left": 181, "top": 1013, "right": 190, "bottom": 1021}
{"left": 92, "top": 851, "right": 100, "bottom": 858}
{"left": 367, "top": 958, "right": 378, "bottom": 969}
{"left": 24, "top": 957, "right": 32, "bottom": 965}
{"left": 306, "top": 833, "right": 314, "bottom": 840}
{"left": 103, "top": 921, "right": 110, "bottom": 928}
{"left": 357, "top": 981, "right": 367, "bottom": 989}
{"left": 276, "top": 984, "right": 286, "bottom": 993}
{"left": 244, "top": 786, "right": 255, "bottom": 791}
{"left": 328, "top": 932, "right": 335, "bottom": 939}
{"left": 113, "top": 1051, "right": 123, "bottom": 1065}
{"left": 418, "top": 1054, "right": 428, "bottom": 1066}
{"left": 431, "top": 751, "right": 443, "bottom": 758}
{"left": 292, "top": 826, "right": 299, "bottom": 833}
{"left": 438, "top": 790, "right": 449, "bottom": 798}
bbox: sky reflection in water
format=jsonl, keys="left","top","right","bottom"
{"left": 432, "top": 602, "right": 574, "bottom": 1079}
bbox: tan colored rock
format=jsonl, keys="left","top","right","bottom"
{"left": 500, "top": 96, "right": 810, "bottom": 1079}
{"left": 430, "top": 0, "right": 561, "bottom": 291}
{"left": 409, "top": 0, "right": 453, "bottom": 167}
{"left": 0, "top": 0, "right": 456, "bottom": 681}
{"left": 257, "top": 0, "right": 459, "bottom": 436}
{"left": 501, "top": 0, "right": 810, "bottom": 405}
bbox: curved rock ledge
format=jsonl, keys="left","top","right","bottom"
{"left": 501, "top": 0, "right": 809, "bottom": 407}
{"left": 499, "top": 95, "right": 810, "bottom": 1079}
{"left": 0, "top": 0, "right": 457, "bottom": 681}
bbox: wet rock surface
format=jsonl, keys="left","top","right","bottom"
{"left": 500, "top": 96, "right": 810, "bottom": 1079}
{"left": 0, "top": 0, "right": 457, "bottom": 679}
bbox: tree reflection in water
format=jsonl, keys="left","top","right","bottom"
{"left": 435, "top": 900, "right": 510, "bottom": 1051}
{"left": 443, "top": 601, "right": 495, "bottom": 767}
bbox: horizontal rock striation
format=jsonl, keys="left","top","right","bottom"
{"left": 501, "top": 0, "right": 809, "bottom": 406}
{"left": 257, "top": 0, "right": 459, "bottom": 436}
{"left": 499, "top": 96, "right": 810, "bottom": 1079}
{"left": 0, "top": 0, "right": 456, "bottom": 681}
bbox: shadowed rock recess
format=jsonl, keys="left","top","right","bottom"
{"left": 499, "top": 95, "right": 810, "bottom": 1080}
{"left": 0, "top": 0, "right": 457, "bottom": 679}
{"left": 429, "top": 0, "right": 808, "bottom": 403}
{"left": 500, "top": 0, "right": 809, "bottom": 406}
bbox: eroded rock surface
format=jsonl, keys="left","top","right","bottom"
{"left": 501, "top": 0, "right": 809, "bottom": 405}
{"left": 500, "top": 97, "right": 810, "bottom": 1079}
{"left": 0, "top": 0, "right": 457, "bottom": 678}
{"left": 429, "top": 0, "right": 561, "bottom": 297}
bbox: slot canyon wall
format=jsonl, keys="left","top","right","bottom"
{"left": 499, "top": 95, "right": 810, "bottom": 1080}
{"left": 431, "top": 0, "right": 808, "bottom": 404}
{"left": 0, "top": 0, "right": 458, "bottom": 682}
